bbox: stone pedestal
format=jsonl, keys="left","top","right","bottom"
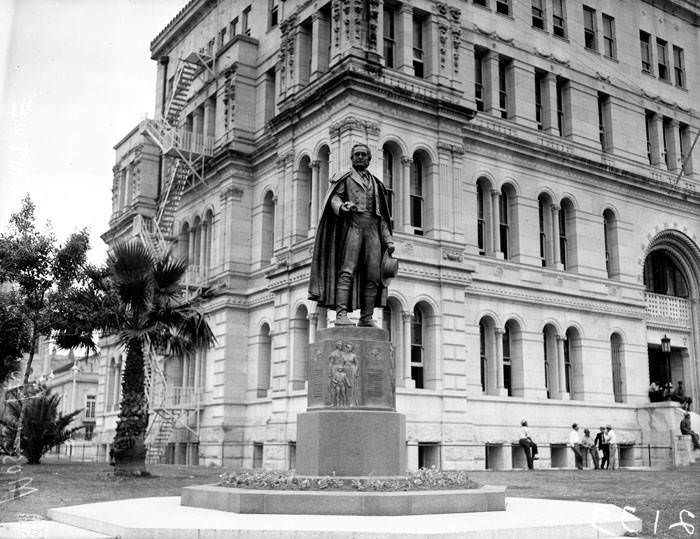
{"left": 296, "top": 326, "right": 406, "bottom": 476}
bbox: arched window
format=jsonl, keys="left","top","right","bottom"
{"left": 499, "top": 186, "right": 511, "bottom": 260}
{"left": 610, "top": 333, "right": 624, "bottom": 403}
{"left": 502, "top": 325, "right": 512, "bottom": 396}
{"left": 317, "top": 145, "right": 331, "bottom": 216}
{"left": 411, "top": 306, "right": 424, "bottom": 388}
{"left": 192, "top": 216, "right": 202, "bottom": 267}
{"left": 542, "top": 325, "right": 557, "bottom": 398}
{"left": 560, "top": 197, "right": 577, "bottom": 271}
{"left": 106, "top": 357, "right": 116, "bottom": 410}
{"left": 477, "top": 183, "right": 486, "bottom": 255}
{"left": 261, "top": 191, "right": 275, "bottom": 264}
{"left": 203, "top": 210, "right": 214, "bottom": 276}
{"left": 257, "top": 324, "right": 272, "bottom": 398}
{"left": 643, "top": 250, "right": 689, "bottom": 298}
{"left": 479, "top": 321, "right": 487, "bottom": 392}
{"left": 291, "top": 305, "right": 310, "bottom": 390}
{"left": 410, "top": 154, "right": 424, "bottom": 234}
{"left": 559, "top": 204, "right": 568, "bottom": 270}
{"left": 296, "top": 157, "right": 312, "bottom": 239}
{"left": 603, "top": 209, "right": 619, "bottom": 278}
{"left": 179, "top": 223, "right": 190, "bottom": 263}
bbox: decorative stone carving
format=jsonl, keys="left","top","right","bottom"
{"left": 438, "top": 24, "right": 449, "bottom": 70}
{"left": 353, "top": 0, "right": 363, "bottom": 41}
{"left": 442, "top": 249, "right": 464, "bottom": 262}
{"left": 328, "top": 116, "right": 380, "bottom": 137}
{"left": 332, "top": 0, "right": 341, "bottom": 48}
{"left": 433, "top": 1, "right": 448, "bottom": 16}
{"left": 367, "top": 0, "right": 380, "bottom": 51}
{"left": 452, "top": 28, "right": 462, "bottom": 73}
{"left": 223, "top": 69, "right": 236, "bottom": 131}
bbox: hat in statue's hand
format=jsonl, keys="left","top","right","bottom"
{"left": 381, "top": 251, "right": 399, "bottom": 286}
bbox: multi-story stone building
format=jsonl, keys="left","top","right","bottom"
{"left": 97, "top": 0, "right": 700, "bottom": 470}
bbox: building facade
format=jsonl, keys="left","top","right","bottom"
{"left": 97, "top": 0, "right": 700, "bottom": 470}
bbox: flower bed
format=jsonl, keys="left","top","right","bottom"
{"left": 218, "top": 467, "right": 479, "bottom": 492}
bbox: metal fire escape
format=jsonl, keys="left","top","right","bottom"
{"left": 137, "top": 51, "right": 215, "bottom": 258}
{"left": 139, "top": 51, "right": 214, "bottom": 463}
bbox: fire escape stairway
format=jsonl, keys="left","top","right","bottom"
{"left": 145, "top": 411, "right": 176, "bottom": 465}
{"left": 138, "top": 53, "right": 213, "bottom": 259}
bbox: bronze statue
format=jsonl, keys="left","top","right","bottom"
{"left": 308, "top": 143, "right": 395, "bottom": 327}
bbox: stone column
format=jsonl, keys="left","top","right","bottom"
{"left": 542, "top": 72, "right": 558, "bottom": 136}
{"left": 311, "top": 12, "right": 330, "bottom": 80}
{"left": 557, "top": 336, "right": 570, "bottom": 400}
{"left": 192, "top": 107, "right": 204, "bottom": 153}
{"left": 460, "top": 40, "right": 476, "bottom": 110}
{"left": 397, "top": 4, "right": 413, "bottom": 73}
{"left": 308, "top": 313, "right": 318, "bottom": 344}
{"left": 495, "top": 328, "right": 506, "bottom": 396}
{"left": 551, "top": 205, "right": 561, "bottom": 268}
{"left": 648, "top": 113, "right": 665, "bottom": 168}
{"left": 666, "top": 119, "right": 681, "bottom": 172}
{"left": 188, "top": 228, "right": 196, "bottom": 266}
{"left": 483, "top": 51, "right": 500, "bottom": 117}
{"left": 490, "top": 189, "right": 502, "bottom": 257}
{"left": 201, "top": 222, "right": 209, "bottom": 279}
{"left": 402, "top": 311, "right": 414, "bottom": 388}
{"left": 509, "top": 60, "right": 537, "bottom": 129}
{"left": 310, "top": 160, "right": 321, "bottom": 234}
{"left": 401, "top": 156, "right": 413, "bottom": 233}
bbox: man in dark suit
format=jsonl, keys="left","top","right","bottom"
{"left": 594, "top": 425, "right": 609, "bottom": 469}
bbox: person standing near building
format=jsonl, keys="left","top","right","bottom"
{"left": 518, "top": 419, "right": 538, "bottom": 469}
{"left": 606, "top": 424, "right": 618, "bottom": 470}
{"left": 580, "top": 428, "right": 599, "bottom": 469}
{"left": 595, "top": 426, "right": 609, "bottom": 469}
{"left": 567, "top": 423, "right": 583, "bottom": 470}
{"left": 680, "top": 413, "right": 700, "bottom": 450}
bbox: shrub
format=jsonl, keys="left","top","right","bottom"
{"left": 0, "top": 391, "right": 83, "bottom": 464}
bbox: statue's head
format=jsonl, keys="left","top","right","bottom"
{"left": 335, "top": 340, "right": 343, "bottom": 349}
{"left": 343, "top": 342, "right": 353, "bottom": 352}
{"left": 350, "top": 143, "right": 371, "bottom": 171}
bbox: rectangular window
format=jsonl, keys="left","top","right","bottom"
{"left": 645, "top": 110, "right": 654, "bottom": 165}
{"left": 535, "top": 70, "right": 545, "bottom": 130}
{"left": 242, "top": 5, "right": 251, "bottom": 36}
{"left": 640, "top": 31, "right": 652, "bottom": 73}
{"left": 383, "top": 7, "right": 396, "bottom": 68}
{"left": 662, "top": 117, "right": 671, "bottom": 169}
{"left": 264, "top": 68, "right": 276, "bottom": 122}
{"left": 474, "top": 0, "right": 488, "bottom": 7}
{"left": 538, "top": 200, "right": 547, "bottom": 267}
{"left": 657, "top": 38, "right": 669, "bottom": 81}
{"left": 556, "top": 77, "right": 568, "bottom": 137}
{"left": 207, "top": 38, "right": 215, "bottom": 56}
{"left": 583, "top": 6, "right": 597, "bottom": 50}
{"left": 253, "top": 443, "right": 263, "bottom": 468}
{"left": 563, "top": 339, "right": 571, "bottom": 393}
{"left": 85, "top": 395, "right": 96, "bottom": 419}
{"left": 411, "top": 311, "right": 424, "bottom": 389}
{"left": 410, "top": 162, "right": 424, "bottom": 234}
{"left": 602, "top": 14, "right": 616, "bottom": 58}
{"left": 413, "top": 15, "right": 425, "bottom": 78}
{"left": 496, "top": 0, "right": 510, "bottom": 16}
{"left": 532, "top": 0, "right": 545, "bottom": 29}
{"left": 219, "top": 27, "right": 227, "bottom": 48}
{"left": 673, "top": 45, "right": 685, "bottom": 87}
{"left": 418, "top": 443, "right": 441, "bottom": 469}
{"left": 269, "top": 0, "right": 279, "bottom": 28}
{"left": 598, "top": 92, "right": 611, "bottom": 151}
{"left": 229, "top": 17, "right": 238, "bottom": 37}
{"left": 498, "top": 58, "right": 510, "bottom": 119}
{"left": 499, "top": 192, "right": 509, "bottom": 260}
{"left": 552, "top": 0, "right": 566, "bottom": 38}
{"left": 479, "top": 324, "right": 486, "bottom": 391}
{"left": 559, "top": 208, "right": 567, "bottom": 270}
{"left": 679, "top": 123, "right": 693, "bottom": 175}
{"left": 474, "top": 49, "right": 485, "bottom": 112}
{"left": 477, "top": 184, "right": 485, "bottom": 255}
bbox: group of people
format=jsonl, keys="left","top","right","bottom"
{"left": 649, "top": 380, "right": 693, "bottom": 411}
{"left": 569, "top": 423, "right": 617, "bottom": 470}
{"left": 517, "top": 420, "right": 619, "bottom": 470}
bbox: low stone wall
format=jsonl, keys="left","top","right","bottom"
{"left": 181, "top": 484, "right": 506, "bottom": 516}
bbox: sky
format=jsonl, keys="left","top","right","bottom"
{"left": 0, "top": 0, "right": 183, "bottom": 264}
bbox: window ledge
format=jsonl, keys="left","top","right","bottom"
{"left": 603, "top": 55, "right": 619, "bottom": 63}
{"left": 552, "top": 33, "right": 569, "bottom": 43}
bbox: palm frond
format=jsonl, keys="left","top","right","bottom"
{"left": 153, "top": 254, "right": 187, "bottom": 300}
{"left": 108, "top": 242, "right": 154, "bottom": 310}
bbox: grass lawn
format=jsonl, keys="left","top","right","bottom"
{"left": 0, "top": 461, "right": 698, "bottom": 538}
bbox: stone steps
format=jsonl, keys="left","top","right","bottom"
{"left": 46, "top": 495, "right": 642, "bottom": 538}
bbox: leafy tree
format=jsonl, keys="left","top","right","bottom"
{"left": 0, "top": 195, "right": 90, "bottom": 387}
{"left": 0, "top": 392, "right": 83, "bottom": 464}
{"left": 0, "top": 292, "right": 31, "bottom": 385}
{"left": 0, "top": 195, "right": 91, "bottom": 454}
{"left": 54, "top": 241, "right": 215, "bottom": 476}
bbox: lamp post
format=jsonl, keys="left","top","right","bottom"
{"left": 660, "top": 334, "right": 671, "bottom": 386}
{"left": 70, "top": 361, "right": 80, "bottom": 413}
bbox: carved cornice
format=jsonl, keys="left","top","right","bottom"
{"left": 329, "top": 116, "right": 380, "bottom": 138}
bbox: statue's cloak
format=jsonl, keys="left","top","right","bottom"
{"left": 308, "top": 168, "right": 393, "bottom": 311}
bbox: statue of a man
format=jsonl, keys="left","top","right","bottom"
{"left": 308, "top": 143, "right": 395, "bottom": 327}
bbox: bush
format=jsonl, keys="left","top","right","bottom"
{"left": 0, "top": 391, "right": 83, "bottom": 464}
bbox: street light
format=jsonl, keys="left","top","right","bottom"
{"left": 661, "top": 335, "right": 671, "bottom": 385}
{"left": 71, "top": 361, "right": 80, "bottom": 413}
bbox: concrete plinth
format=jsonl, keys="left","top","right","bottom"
{"left": 296, "top": 409, "right": 406, "bottom": 476}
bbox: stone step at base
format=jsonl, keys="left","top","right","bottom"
{"left": 47, "top": 495, "right": 641, "bottom": 539}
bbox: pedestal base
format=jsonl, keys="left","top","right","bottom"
{"left": 296, "top": 409, "right": 406, "bottom": 476}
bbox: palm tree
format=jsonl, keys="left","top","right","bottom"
{"left": 54, "top": 241, "right": 215, "bottom": 475}
{"left": 0, "top": 391, "right": 83, "bottom": 464}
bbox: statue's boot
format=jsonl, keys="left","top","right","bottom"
{"left": 335, "top": 280, "right": 354, "bottom": 326}
{"left": 358, "top": 290, "right": 378, "bottom": 327}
